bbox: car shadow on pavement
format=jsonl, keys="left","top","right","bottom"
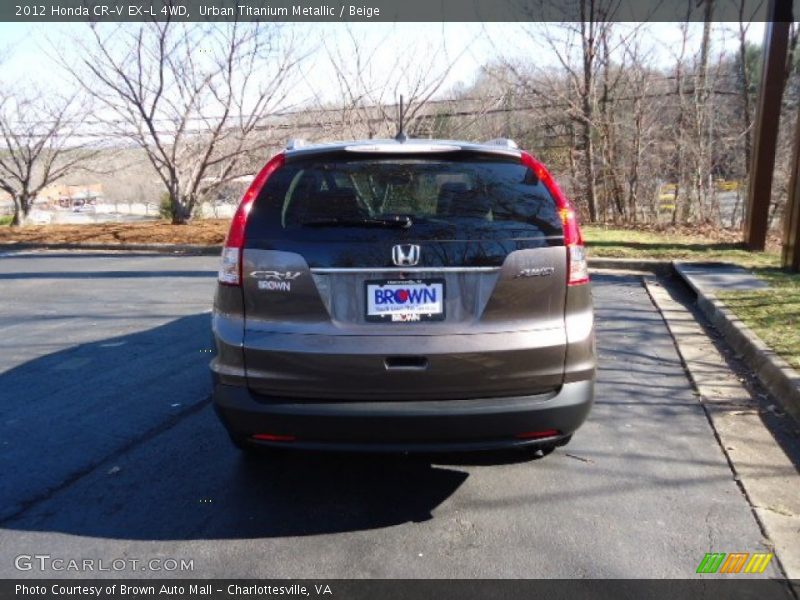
{"left": 0, "top": 314, "right": 215, "bottom": 522}
{"left": 0, "top": 312, "right": 530, "bottom": 540}
{"left": 3, "top": 408, "right": 475, "bottom": 539}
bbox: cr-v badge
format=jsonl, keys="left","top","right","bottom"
{"left": 250, "top": 270, "right": 302, "bottom": 292}
{"left": 392, "top": 244, "right": 420, "bottom": 266}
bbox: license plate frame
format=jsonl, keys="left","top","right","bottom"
{"left": 365, "top": 278, "right": 446, "bottom": 323}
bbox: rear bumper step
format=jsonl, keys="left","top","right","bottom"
{"left": 213, "top": 379, "right": 594, "bottom": 452}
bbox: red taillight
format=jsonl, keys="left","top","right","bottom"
{"left": 515, "top": 429, "right": 561, "bottom": 440}
{"left": 559, "top": 207, "right": 583, "bottom": 247}
{"left": 520, "top": 152, "right": 588, "bottom": 286}
{"left": 252, "top": 433, "right": 296, "bottom": 442}
{"left": 218, "top": 152, "right": 286, "bottom": 286}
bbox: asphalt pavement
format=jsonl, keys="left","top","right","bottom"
{"left": 0, "top": 252, "right": 781, "bottom": 578}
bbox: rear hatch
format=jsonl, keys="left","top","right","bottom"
{"left": 240, "top": 146, "right": 570, "bottom": 400}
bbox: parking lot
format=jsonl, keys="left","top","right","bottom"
{"left": 0, "top": 252, "right": 782, "bottom": 578}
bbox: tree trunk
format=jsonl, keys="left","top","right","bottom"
{"left": 629, "top": 96, "right": 643, "bottom": 224}
{"left": 11, "top": 199, "right": 21, "bottom": 227}
{"left": 16, "top": 192, "right": 32, "bottom": 226}
{"left": 581, "top": 97, "right": 597, "bottom": 222}
{"left": 171, "top": 206, "right": 189, "bottom": 225}
{"left": 579, "top": 3, "right": 598, "bottom": 222}
{"left": 598, "top": 29, "right": 617, "bottom": 223}
{"left": 695, "top": 1, "right": 714, "bottom": 223}
{"left": 568, "top": 121, "right": 579, "bottom": 199}
{"left": 169, "top": 190, "right": 189, "bottom": 225}
{"left": 739, "top": 26, "right": 753, "bottom": 175}
{"left": 672, "top": 23, "right": 690, "bottom": 225}
{"left": 582, "top": 117, "right": 598, "bottom": 222}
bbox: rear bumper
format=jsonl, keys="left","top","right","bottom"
{"left": 213, "top": 379, "right": 594, "bottom": 452}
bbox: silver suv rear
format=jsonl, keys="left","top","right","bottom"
{"left": 211, "top": 139, "right": 595, "bottom": 454}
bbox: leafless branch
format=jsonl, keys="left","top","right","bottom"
{"left": 0, "top": 87, "right": 100, "bottom": 225}
{"left": 59, "top": 21, "right": 305, "bottom": 223}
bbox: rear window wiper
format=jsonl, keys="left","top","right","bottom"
{"left": 301, "top": 215, "right": 413, "bottom": 228}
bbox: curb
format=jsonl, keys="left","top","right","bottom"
{"left": 673, "top": 261, "right": 800, "bottom": 423}
{"left": 0, "top": 242, "right": 222, "bottom": 255}
{"left": 587, "top": 256, "right": 671, "bottom": 272}
{"left": 645, "top": 276, "right": 800, "bottom": 582}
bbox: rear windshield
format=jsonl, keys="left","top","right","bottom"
{"left": 246, "top": 155, "right": 563, "bottom": 243}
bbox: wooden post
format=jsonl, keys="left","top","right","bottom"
{"left": 784, "top": 103, "right": 800, "bottom": 271}
{"left": 744, "top": 0, "right": 791, "bottom": 251}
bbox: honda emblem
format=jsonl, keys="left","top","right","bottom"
{"left": 392, "top": 244, "right": 420, "bottom": 267}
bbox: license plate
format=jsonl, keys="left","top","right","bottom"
{"left": 365, "top": 279, "right": 445, "bottom": 322}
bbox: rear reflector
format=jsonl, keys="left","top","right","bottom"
{"left": 252, "top": 433, "right": 296, "bottom": 442}
{"left": 515, "top": 429, "right": 560, "bottom": 440}
{"left": 567, "top": 246, "right": 589, "bottom": 286}
{"left": 219, "top": 152, "right": 286, "bottom": 286}
{"left": 218, "top": 247, "right": 240, "bottom": 286}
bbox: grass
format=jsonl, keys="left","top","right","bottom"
{"left": 718, "top": 270, "right": 800, "bottom": 371}
{"left": 583, "top": 225, "right": 782, "bottom": 268}
{"left": 0, "top": 216, "right": 13, "bottom": 226}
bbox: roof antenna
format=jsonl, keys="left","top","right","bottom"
{"left": 395, "top": 95, "right": 407, "bottom": 143}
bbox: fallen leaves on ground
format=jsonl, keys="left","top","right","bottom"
{"left": 0, "top": 220, "right": 229, "bottom": 246}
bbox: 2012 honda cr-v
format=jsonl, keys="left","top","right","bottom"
{"left": 211, "top": 138, "right": 595, "bottom": 455}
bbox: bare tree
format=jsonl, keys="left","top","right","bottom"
{"left": 0, "top": 88, "right": 98, "bottom": 226}
{"left": 301, "top": 25, "right": 470, "bottom": 141}
{"left": 63, "top": 21, "right": 304, "bottom": 224}
{"left": 690, "top": 0, "right": 717, "bottom": 223}
{"left": 665, "top": 4, "right": 723, "bottom": 225}
{"left": 488, "top": 3, "right": 628, "bottom": 222}
{"left": 597, "top": 21, "right": 627, "bottom": 222}
{"left": 736, "top": 0, "right": 763, "bottom": 174}
{"left": 667, "top": 16, "right": 693, "bottom": 224}
{"left": 620, "top": 39, "right": 666, "bottom": 223}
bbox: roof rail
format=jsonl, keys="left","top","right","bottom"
{"left": 484, "top": 138, "right": 518, "bottom": 149}
{"left": 286, "top": 138, "right": 308, "bottom": 151}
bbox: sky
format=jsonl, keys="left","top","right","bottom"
{"left": 0, "top": 21, "right": 766, "bottom": 110}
